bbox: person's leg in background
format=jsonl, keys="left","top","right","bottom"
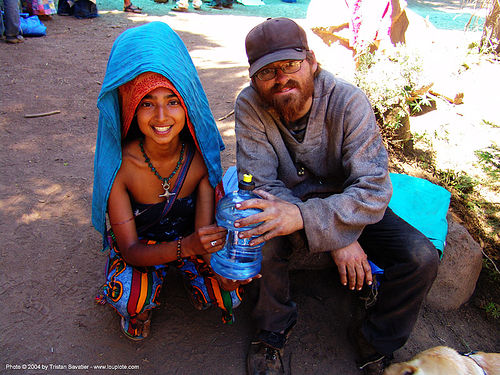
{"left": 123, "top": 0, "right": 142, "bottom": 13}
{"left": 3, "top": 0, "right": 24, "bottom": 43}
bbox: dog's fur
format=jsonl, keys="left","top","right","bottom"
{"left": 383, "top": 346, "right": 500, "bottom": 375}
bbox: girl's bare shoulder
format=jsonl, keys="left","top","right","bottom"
{"left": 190, "top": 148, "right": 209, "bottom": 178}
{"left": 115, "top": 140, "right": 146, "bottom": 185}
{"left": 121, "top": 139, "right": 143, "bottom": 167}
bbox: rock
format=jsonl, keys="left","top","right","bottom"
{"left": 289, "top": 213, "right": 483, "bottom": 311}
{"left": 425, "top": 213, "right": 483, "bottom": 311}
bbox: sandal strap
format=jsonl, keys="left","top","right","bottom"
{"left": 120, "top": 310, "right": 152, "bottom": 341}
{"left": 124, "top": 4, "right": 142, "bottom": 11}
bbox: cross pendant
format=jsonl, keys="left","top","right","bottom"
{"left": 159, "top": 180, "right": 175, "bottom": 201}
{"left": 159, "top": 188, "right": 175, "bottom": 201}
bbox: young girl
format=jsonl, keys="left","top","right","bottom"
{"left": 92, "top": 22, "right": 242, "bottom": 341}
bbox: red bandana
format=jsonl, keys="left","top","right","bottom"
{"left": 118, "top": 72, "right": 193, "bottom": 140}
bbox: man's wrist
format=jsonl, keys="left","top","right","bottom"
{"left": 293, "top": 204, "right": 305, "bottom": 231}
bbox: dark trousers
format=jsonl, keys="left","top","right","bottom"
{"left": 252, "top": 208, "right": 439, "bottom": 355}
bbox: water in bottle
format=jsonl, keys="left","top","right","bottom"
{"left": 210, "top": 174, "right": 264, "bottom": 280}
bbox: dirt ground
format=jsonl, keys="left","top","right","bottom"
{"left": 0, "top": 7, "right": 499, "bottom": 375}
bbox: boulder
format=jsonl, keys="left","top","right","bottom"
{"left": 289, "top": 213, "right": 483, "bottom": 311}
{"left": 425, "top": 213, "right": 483, "bottom": 311}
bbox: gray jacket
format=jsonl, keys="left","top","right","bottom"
{"left": 234, "top": 69, "right": 392, "bottom": 253}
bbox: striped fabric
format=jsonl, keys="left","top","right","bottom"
{"left": 103, "top": 237, "right": 242, "bottom": 337}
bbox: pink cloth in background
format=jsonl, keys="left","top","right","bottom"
{"left": 348, "top": 0, "right": 392, "bottom": 53}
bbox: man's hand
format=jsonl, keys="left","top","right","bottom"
{"left": 330, "top": 241, "right": 372, "bottom": 291}
{"left": 234, "top": 190, "right": 303, "bottom": 246}
{"left": 213, "top": 273, "right": 262, "bottom": 291}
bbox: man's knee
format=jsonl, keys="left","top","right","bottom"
{"left": 405, "top": 234, "right": 439, "bottom": 281}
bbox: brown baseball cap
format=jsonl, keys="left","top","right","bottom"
{"left": 245, "top": 17, "right": 309, "bottom": 77}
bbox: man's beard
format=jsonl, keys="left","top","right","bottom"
{"left": 258, "top": 77, "right": 314, "bottom": 124}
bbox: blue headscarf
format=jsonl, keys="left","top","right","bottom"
{"left": 92, "top": 21, "right": 224, "bottom": 237}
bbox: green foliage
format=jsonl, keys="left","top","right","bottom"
{"left": 436, "top": 169, "right": 477, "bottom": 198}
{"left": 354, "top": 41, "right": 499, "bottom": 259}
{"left": 481, "top": 119, "right": 499, "bottom": 128}
{"left": 408, "top": 93, "right": 433, "bottom": 115}
{"left": 475, "top": 144, "right": 500, "bottom": 180}
{"left": 468, "top": 41, "right": 479, "bottom": 50}
{"left": 484, "top": 302, "right": 500, "bottom": 320}
{"left": 483, "top": 258, "right": 500, "bottom": 283}
{"left": 354, "top": 45, "right": 425, "bottom": 130}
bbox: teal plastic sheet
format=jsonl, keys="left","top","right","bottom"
{"left": 389, "top": 173, "right": 451, "bottom": 258}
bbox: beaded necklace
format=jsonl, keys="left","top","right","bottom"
{"left": 139, "top": 139, "right": 185, "bottom": 201}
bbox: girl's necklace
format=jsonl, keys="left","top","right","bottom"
{"left": 139, "top": 139, "right": 185, "bottom": 202}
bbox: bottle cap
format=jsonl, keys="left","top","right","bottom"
{"left": 243, "top": 174, "right": 253, "bottom": 183}
{"left": 239, "top": 173, "right": 255, "bottom": 191}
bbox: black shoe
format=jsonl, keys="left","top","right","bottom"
{"left": 209, "top": 4, "right": 222, "bottom": 9}
{"left": 247, "top": 341, "right": 284, "bottom": 375}
{"left": 222, "top": 3, "right": 232, "bottom": 7}
{"left": 349, "top": 323, "right": 393, "bottom": 375}
{"left": 246, "top": 326, "right": 295, "bottom": 375}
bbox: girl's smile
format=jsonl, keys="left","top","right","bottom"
{"left": 136, "top": 87, "right": 186, "bottom": 144}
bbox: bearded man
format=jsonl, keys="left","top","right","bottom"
{"left": 233, "top": 18, "right": 439, "bottom": 375}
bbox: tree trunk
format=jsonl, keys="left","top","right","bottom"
{"left": 481, "top": 0, "right": 500, "bottom": 53}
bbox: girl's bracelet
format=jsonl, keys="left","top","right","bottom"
{"left": 176, "top": 237, "right": 183, "bottom": 261}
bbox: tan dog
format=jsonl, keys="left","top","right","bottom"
{"left": 383, "top": 346, "right": 500, "bottom": 375}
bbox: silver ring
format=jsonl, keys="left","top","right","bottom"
{"left": 210, "top": 240, "right": 217, "bottom": 247}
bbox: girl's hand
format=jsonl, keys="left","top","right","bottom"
{"left": 184, "top": 224, "right": 227, "bottom": 256}
{"left": 213, "top": 273, "right": 262, "bottom": 292}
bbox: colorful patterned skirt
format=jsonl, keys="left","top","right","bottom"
{"left": 101, "top": 237, "right": 242, "bottom": 338}
{"left": 24, "top": 0, "right": 56, "bottom": 16}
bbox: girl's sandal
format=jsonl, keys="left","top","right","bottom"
{"left": 120, "top": 311, "right": 152, "bottom": 341}
{"left": 124, "top": 4, "right": 142, "bottom": 13}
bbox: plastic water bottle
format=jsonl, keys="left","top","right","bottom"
{"left": 210, "top": 174, "right": 264, "bottom": 280}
